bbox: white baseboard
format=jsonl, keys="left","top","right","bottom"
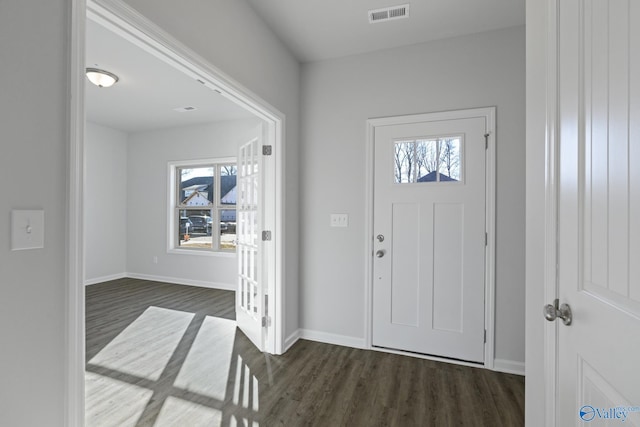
{"left": 493, "top": 358, "right": 525, "bottom": 376}
{"left": 84, "top": 272, "right": 127, "bottom": 286}
{"left": 298, "top": 329, "right": 366, "bottom": 349}
{"left": 284, "top": 329, "right": 301, "bottom": 352}
{"left": 124, "top": 272, "right": 235, "bottom": 291}
{"left": 294, "top": 329, "right": 524, "bottom": 376}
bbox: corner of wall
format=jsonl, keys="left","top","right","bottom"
{"left": 493, "top": 358, "right": 526, "bottom": 376}
{"left": 284, "top": 329, "right": 301, "bottom": 353}
{"left": 298, "top": 329, "right": 366, "bottom": 350}
{"left": 84, "top": 272, "right": 128, "bottom": 287}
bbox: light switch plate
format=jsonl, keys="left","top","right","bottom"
{"left": 11, "top": 210, "right": 45, "bottom": 251}
{"left": 330, "top": 213, "right": 349, "bottom": 227}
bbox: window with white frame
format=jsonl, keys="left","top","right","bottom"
{"left": 169, "top": 159, "right": 237, "bottom": 252}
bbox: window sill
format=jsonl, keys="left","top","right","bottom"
{"left": 167, "top": 248, "right": 237, "bottom": 258}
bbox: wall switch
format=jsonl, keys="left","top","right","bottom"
{"left": 11, "top": 210, "right": 45, "bottom": 251}
{"left": 330, "top": 213, "right": 349, "bottom": 228}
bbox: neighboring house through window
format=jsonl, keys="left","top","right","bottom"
{"left": 168, "top": 158, "right": 237, "bottom": 253}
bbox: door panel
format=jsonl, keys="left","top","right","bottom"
{"left": 372, "top": 115, "right": 488, "bottom": 363}
{"left": 432, "top": 202, "right": 464, "bottom": 333}
{"left": 557, "top": 0, "right": 640, "bottom": 424}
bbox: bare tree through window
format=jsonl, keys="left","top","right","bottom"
{"left": 394, "top": 137, "right": 461, "bottom": 183}
{"left": 394, "top": 140, "right": 413, "bottom": 183}
{"left": 221, "top": 165, "right": 237, "bottom": 176}
{"left": 439, "top": 138, "right": 461, "bottom": 180}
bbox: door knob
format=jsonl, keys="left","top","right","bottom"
{"left": 543, "top": 298, "right": 572, "bottom": 325}
{"left": 376, "top": 250, "right": 385, "bottom": 258}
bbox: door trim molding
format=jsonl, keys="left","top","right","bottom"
{"left": 68, "top": 0, "right": 286, "bottom": 424}
{"left": 543, "top": 0, "right": 560, "bottom": 425}
{"left": 364, "top": 107, "right": 497, "bottom": 370}
{"left": 66, "top": 2, "right": 86, "bottom": 426}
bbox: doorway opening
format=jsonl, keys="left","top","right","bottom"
{"left": 68, "top": 0, "right": 285, "bottom": 425}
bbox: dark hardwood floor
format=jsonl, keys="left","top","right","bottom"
{"left": 86, "top": 278, "right": 524, "bottom": 426}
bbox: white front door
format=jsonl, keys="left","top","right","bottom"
{"left": 236, "top": 137, "right": 265, "bottom": 351}
{"left": 555, "top": 0, "right": 640, "bottom": 424}
{"left": 371, "top": 109, "right": 493, "bottom": 363}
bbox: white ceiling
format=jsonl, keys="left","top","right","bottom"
{"left": 85, "top": 19, "right": 254, "bottom": 133}
{"left": 246, "top": 0, "right": 525, "bottom": 62}
{"left": 86, "top": 1, "right": 525, "bottom": 131}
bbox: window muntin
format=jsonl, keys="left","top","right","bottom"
{"left": 393, "top": 136, "right": 463, "bottom": 184}
{"left": 171, "top": 160, "right": 237, "bottom": 252}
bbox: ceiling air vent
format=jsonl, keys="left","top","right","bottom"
{"left": 368, "top": 4, "right": 410, "bottom": 24}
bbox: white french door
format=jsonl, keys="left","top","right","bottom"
{"left": 236, "top": 137, "right": 265, "bottom": 351}
{"left": 553, "top": 1, "right": 640, "bottom": 425}
{"left": 371, "top": 109, "right": 494, "bottom": 363}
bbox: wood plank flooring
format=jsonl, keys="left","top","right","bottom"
{"left": 86, "top": 278, "right": 524, "bottom": 426}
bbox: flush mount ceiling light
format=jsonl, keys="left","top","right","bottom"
{"left": 86, "top": 68, "right": 119, "bottom": 88}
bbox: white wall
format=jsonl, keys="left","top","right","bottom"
{"left": 123, "top": 0, "right": 301, "bottom": 338}
{"left": 0, "top": 1, "right": 68, "bottom": 425}
{"left": 126, "top": 119, "right": 262, "bottom": 288}
{"left": 85, "top": 122, "right": 128, "bottom": 284}
{"left": 299, "top": 26, "right": 526, "bottom": 366}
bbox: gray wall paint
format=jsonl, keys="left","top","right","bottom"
{"left": 126, "top": 119, "right": 262, "bottom": 287}
{"left": 123, "top": 0, "right": 301, "bottom": 337}
{"left": 0, "top": 1, "right": 68, "bottom": 425}
{"left": 85, "top": 122, "right": 128, "bottom": 282}
{"left": 84, "top": 119, "right": 259, "bottom": 287}
{"left": 300, "top": 26, "right": 526, "bottom": 364}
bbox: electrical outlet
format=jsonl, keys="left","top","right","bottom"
{"left": 330, "top": 213, "right": 349, "bottom": 228}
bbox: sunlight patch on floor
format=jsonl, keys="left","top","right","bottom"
{"left": 85, "top": 305, "right": 264, "bottom": 425}
{"left": 85, "top": 372, "right": 153, "bottom": 427}
{"left": 174, "top": 316, "right": 236, "bottom": 400}
{"left": 154, "top": 396, "right": 223, "bottom": 427}
{"left": 230, "top": 415, "right": 260, "bottom": 427}
{"left": 88, "top": 306, "right": 194, "bottom": 381}
{"left": 233, "top": 354, "right": 260, "bottom": 412}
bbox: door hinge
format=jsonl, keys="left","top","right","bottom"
{"left": 261, "top": 316, "right": 271, "bottom": 327}
{"left": 485, "top": 232, "right": 488, "bottom": 246}
{"left": 262, "top": 230, "right": 272, "bottom": 241}
{"left": 484, "top": 132, "right": 490, "bottom": 149}
{"left": 262, "top": 145, "right": 272, "bottom": 156}
{"left": 484, "top": 329, "right": 487, "bottom": 343}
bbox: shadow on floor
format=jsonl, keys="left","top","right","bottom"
{"left": 86, "top": 278, "right": 525, "bottom": 426}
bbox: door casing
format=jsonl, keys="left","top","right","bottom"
{"left": 365, "top": 107, "right": 497, "bottom": 370}
{"left": 525, "top": 0, "right": 557, "bottom": 424}
{"left": 67, "top": 0, "right": 286, "bottom": 425}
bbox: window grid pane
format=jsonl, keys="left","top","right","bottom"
{"left": 177, "top": 208, "right": 213, "bottom": 249}
{"left": 438, "top": 138, "right": 461, "bottom": 181}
